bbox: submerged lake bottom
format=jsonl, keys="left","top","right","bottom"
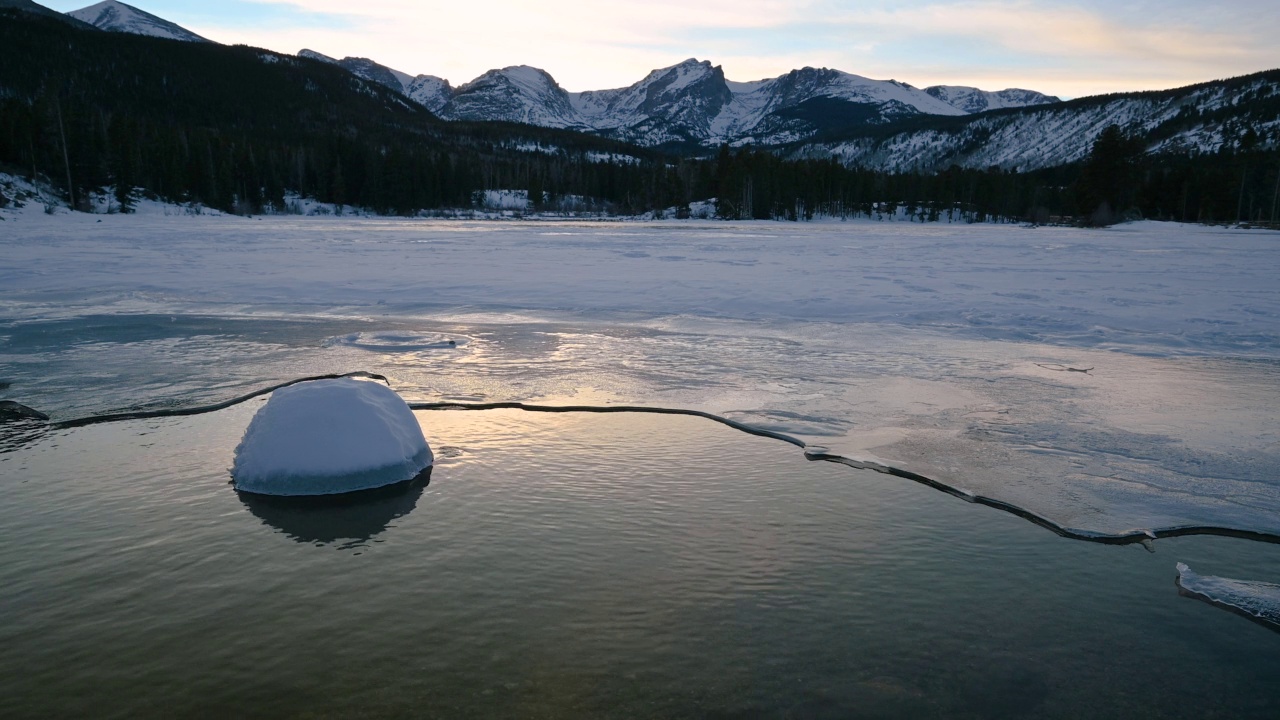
{"left": 1, "top": 405, "right": 1278, "bottom": 719}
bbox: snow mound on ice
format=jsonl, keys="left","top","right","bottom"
{"left": 1176, "top": 562, "right": 1280, "bottom": 628}
{"left": 232, "top": 378, "right": 432, "bottom": 496}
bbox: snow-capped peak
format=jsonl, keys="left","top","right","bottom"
{"left": 569, "top": 58, "right": 732, "bottom": 137}
{"left": 67, "top": 1, "right": 209, "bottom": 43}
{"left": 444, "top": 66, "right": 581, "bottom": 128}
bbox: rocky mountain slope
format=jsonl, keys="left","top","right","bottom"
{"left": 68, "top": 0, "right": 207, "bottom": 42}
{"left": 792, "top": 70, "right": 1280, "bottom": 172}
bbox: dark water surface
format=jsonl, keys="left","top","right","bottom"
{"left": 1, "top": 407, "right": 1278, "bottom": 719}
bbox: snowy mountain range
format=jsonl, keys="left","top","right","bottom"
{"left": 67, "top": 0, "right": 208, "bottom": 42}
{"left": 9, "top": 0, "right": 1274, "bottom": 173}
{"left": 33, "top": 0, "right": 1059, "bottom": 151}
{"left": 300, "top": 53, "right": 1061, "bottom": 150}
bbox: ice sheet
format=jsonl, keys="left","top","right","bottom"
{"left": 2, "top": 213, "right": 1278, "bottom": 536}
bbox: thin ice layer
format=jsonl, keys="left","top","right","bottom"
{"left": 232, "top": 378, "right": 432, "bottom": 496}
{"left": 1175, "top": 563, "right": 1280, "bottom": 629}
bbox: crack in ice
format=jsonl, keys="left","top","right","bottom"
{"left": 9, "top": 374, "right": 1280, "bottom": 548}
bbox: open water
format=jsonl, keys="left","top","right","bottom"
{"left": 2, "top": 405, "right": 1278, "bottom": 718}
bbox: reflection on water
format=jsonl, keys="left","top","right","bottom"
{"left": 238, "top": 467, "right": 432, "bottom": 547}
{"left": 0, "top": 417, "right": 48, "bottom": 454}
{"left": 1, "top": 407, "right": 1277, "bottom": 719}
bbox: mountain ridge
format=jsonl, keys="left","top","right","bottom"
{"left": 294, "top": 51, "right": 1062, "bottom": 150}
{"left": 67, "top": 0, "right": 208, "bottom": 42}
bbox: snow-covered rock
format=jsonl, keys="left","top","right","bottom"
{"left": 67, "top": 1, "right": 208, "bottom": 42}
{"left": 232, "top": 379, "right": 432, "bottom": 496}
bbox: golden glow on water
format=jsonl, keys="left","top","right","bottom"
{"left": 4, "top": 406, "right": 1277, "bottom": 717}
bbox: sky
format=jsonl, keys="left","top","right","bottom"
{"left": 45, "top": 1, "right": 1280, "bottom": 98}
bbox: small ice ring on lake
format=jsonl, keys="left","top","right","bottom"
{"left": 232, "top": 378, "right": 433, "bottom": 496}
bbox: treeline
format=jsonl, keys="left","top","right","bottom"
{"left": 2, "top": 10, "right": 1276, "bottom": 224}
{"left": 1072, "top": 124, "right": 1280, "bottom": 225}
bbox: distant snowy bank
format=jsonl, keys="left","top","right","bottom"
{"left": 3, "top": 172, "right": 1199, "bottom": 226}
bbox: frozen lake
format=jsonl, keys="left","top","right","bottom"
{"left": 2, "top": 214, "right": 1279, "bottom": 538}
{"left": 4, "top": 213, "right": 1280, "bottom": 715}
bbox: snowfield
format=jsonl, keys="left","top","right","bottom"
{"left": 2, "top": 209, "right": 1278, "bottom": 538}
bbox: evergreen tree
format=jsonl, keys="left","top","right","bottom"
{"left": 1074, "top": 124, "right": 1143, "bottom": 225}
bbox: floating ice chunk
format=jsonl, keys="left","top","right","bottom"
{"left": 1175, "top": 562, "right": 1280, "bottom": 630}
{"left": 232, "top": 378, "right": 432, "bottom": 496}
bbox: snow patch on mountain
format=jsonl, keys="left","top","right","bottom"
{"left": 67, "top": 0, "right": 208, "bottom": 42}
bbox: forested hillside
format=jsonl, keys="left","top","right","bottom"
{"left": 0, "top": 11, "right": 682, "bottom": 214}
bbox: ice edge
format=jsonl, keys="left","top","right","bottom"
{"left": 11, "top": 373, "right": 1280, "bottom": 548}
{"left": 1175, "top": 563, "right": 1280, "bottom": 633}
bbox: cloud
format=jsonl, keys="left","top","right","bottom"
{"left": 839, "top": 2, "right": 1262, "bottom": 66}
{"left": 701, "top": 1, "right": 1280, "bottom": 95}
{"left": 200, "top": 0, "right": 817, "bottom": 88}
{"left": 45, "top": 0, "right": 1280, "bottom": 96}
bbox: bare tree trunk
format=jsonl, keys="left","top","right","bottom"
{"left": 1271, "top": 167, "right": 1279, "bottom": 225}
{"left": 1236, "top": 167, "right": 1247, "bottom": 223}
{"left": 55, "top": 97, "right": 75, "bottom": 210}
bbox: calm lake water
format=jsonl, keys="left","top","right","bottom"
{"left": 1, "top": 405, "right": 1277, "bottom": 719}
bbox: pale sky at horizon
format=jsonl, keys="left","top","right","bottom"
{"left": 43, "top": 0, "right": 1280, "bottom": 98}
